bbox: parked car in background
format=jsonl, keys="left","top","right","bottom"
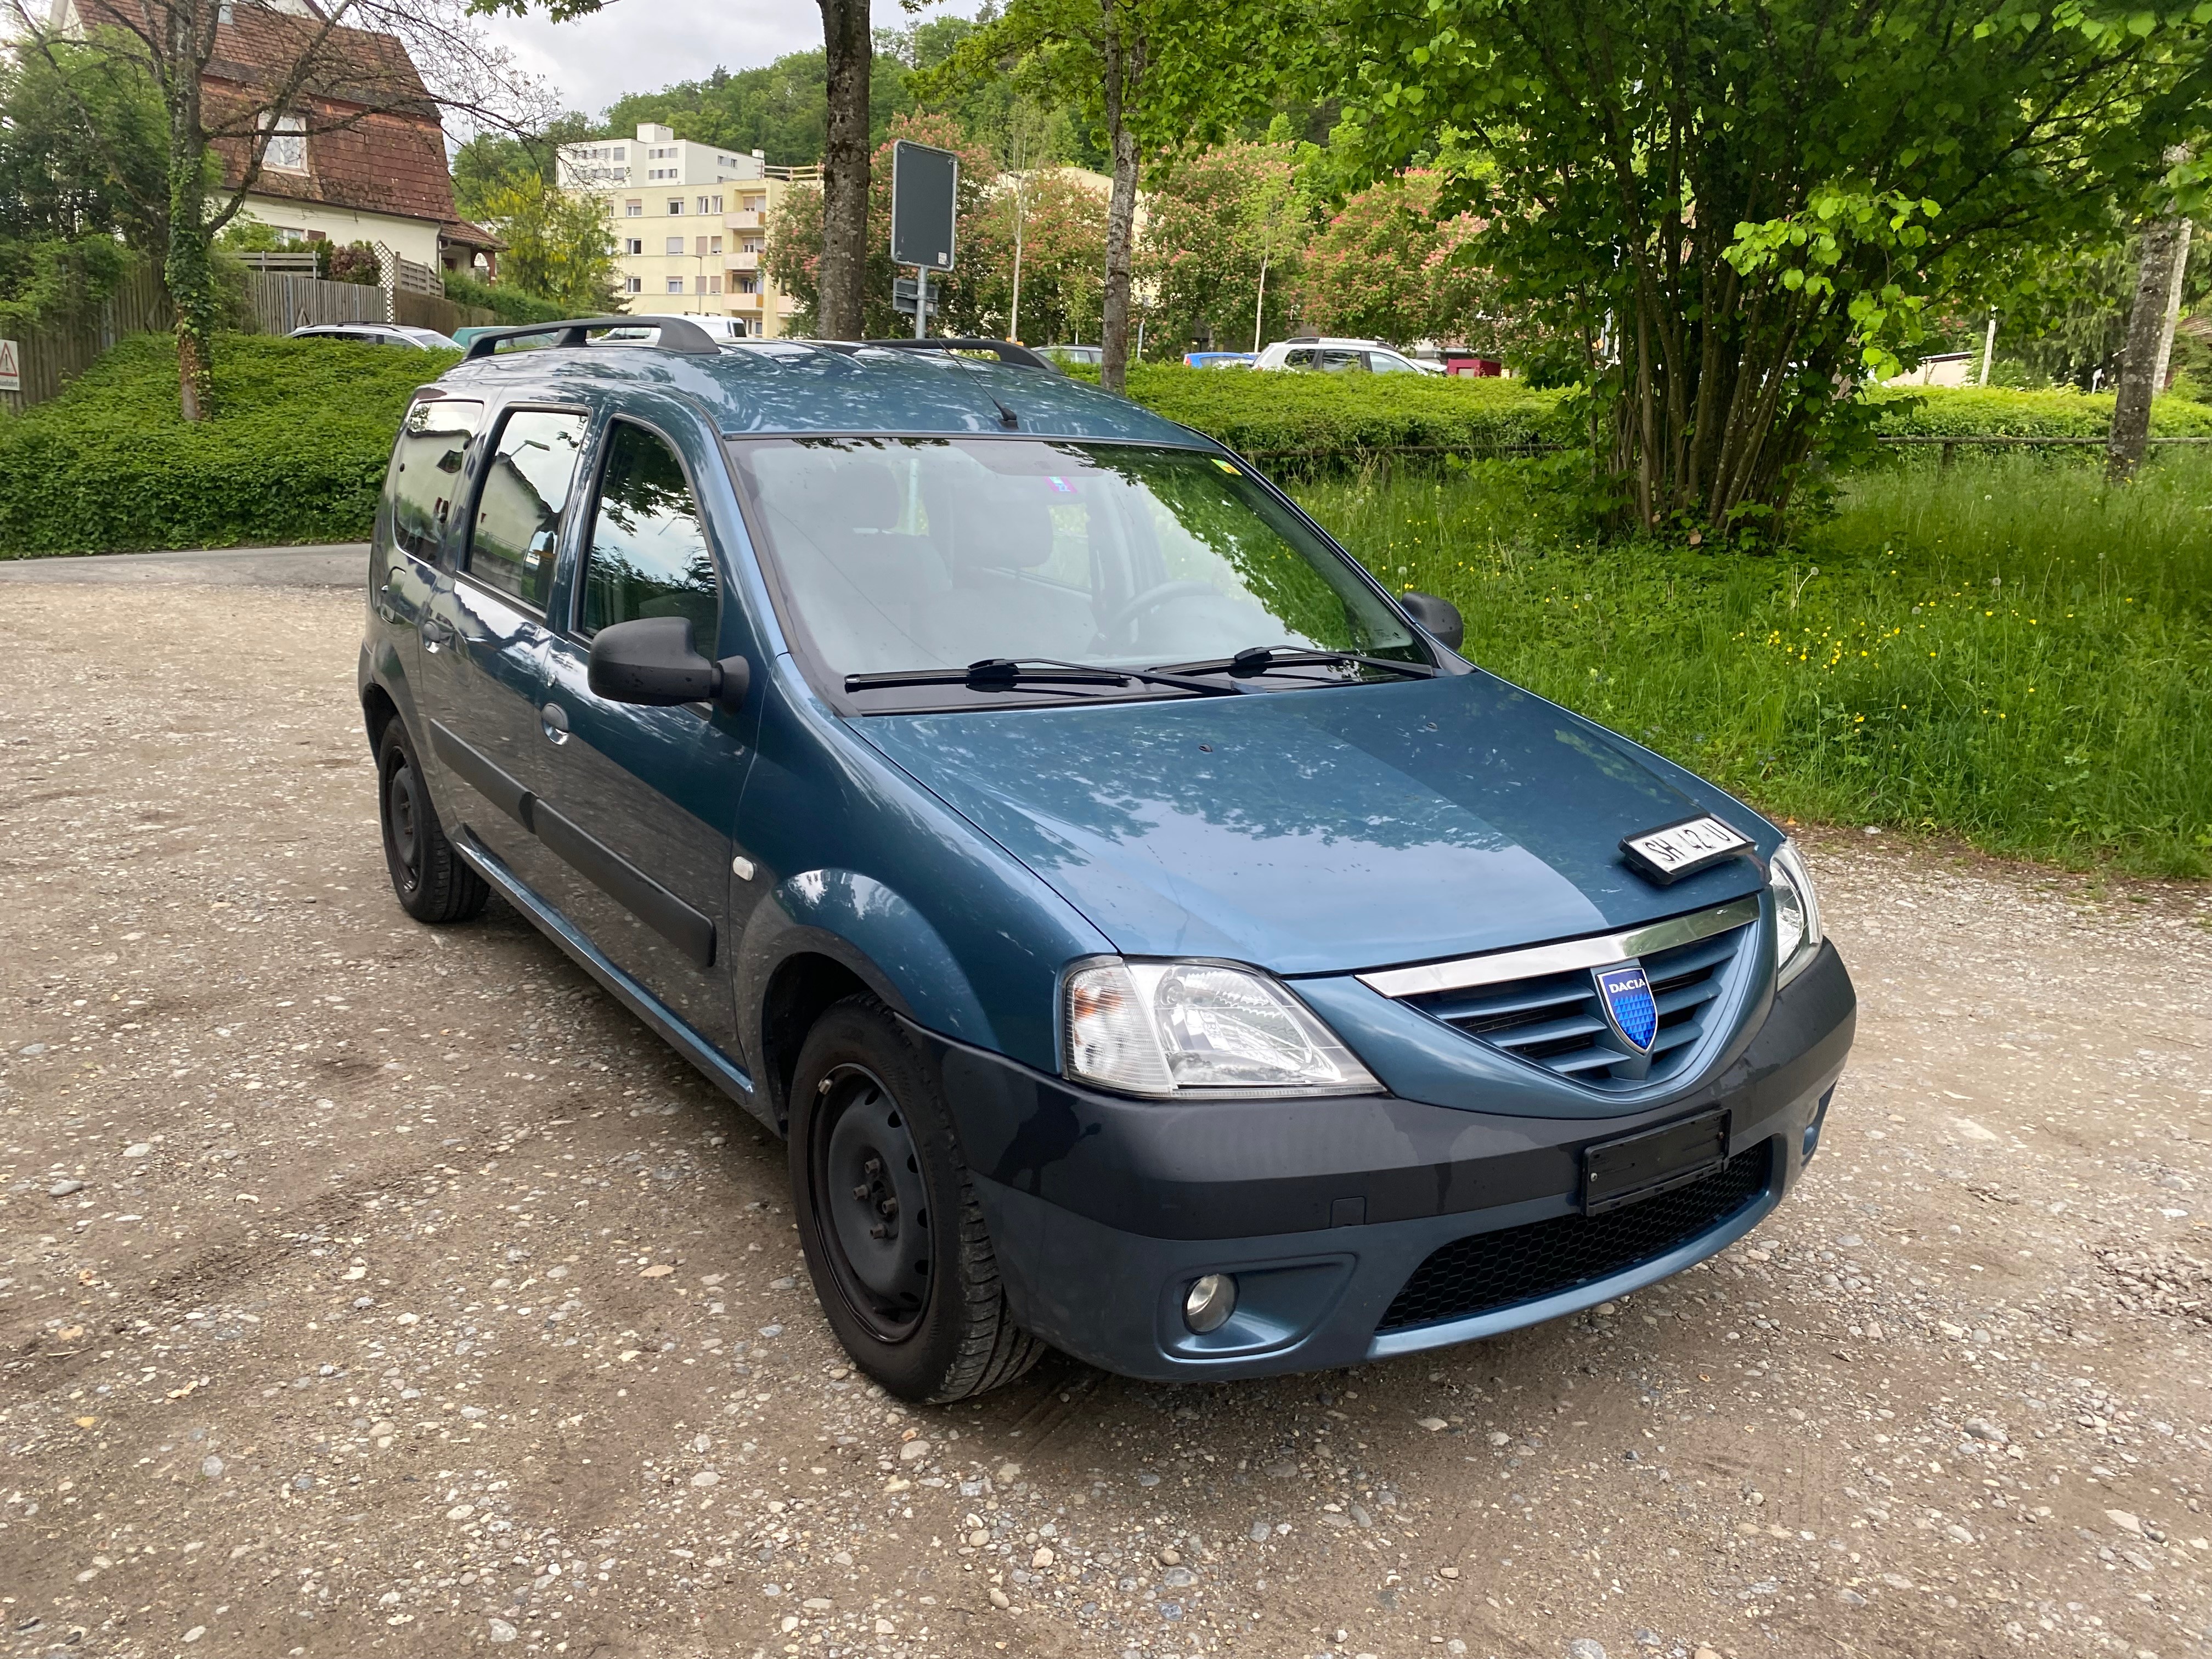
{"left": 290, "top": 322, "right": 459, "bottom": 351}
{"left": 1184, "top": 352, "right": 1256, "bottom": 369}
{"left": 1254, "top": 337, "right": 1443, "bottom": 375}
{"left": 1040, "top": 344, "right": 1103, "bottom": 369}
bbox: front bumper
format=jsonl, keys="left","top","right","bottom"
{"left": 915, "top": 940, "right": 1854, "bottom": 1381}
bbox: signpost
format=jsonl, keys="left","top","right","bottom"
{"left": 0, "top": 338, "right": 20, "bottom": 395}
{"left": 889, "top": 139, "right": 957, "bottom": 341}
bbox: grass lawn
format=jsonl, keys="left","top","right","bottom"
{"left": 1295, "top": 452, "right": 2212, "bottom": 878}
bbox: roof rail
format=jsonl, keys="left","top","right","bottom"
{"left": 855, "top": 337, "right": 1057, "bottom": 371}
{"left": 461, "top": 314, "right": 723, "bottom": 362}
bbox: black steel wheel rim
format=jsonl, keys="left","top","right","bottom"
{"left": 810, "top": 1063, "right": 932, "bottom": 1342}
{"left": 384, "top": 755, "right": 423, "bottom": 894}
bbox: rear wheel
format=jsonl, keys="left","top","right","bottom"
{"left": 377, "top": 720, "right": 488, "bottom": 924}
{"left": 789, "top": 996, "right": 1044, "bottom": 1401}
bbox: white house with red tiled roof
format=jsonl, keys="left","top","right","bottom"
{"left": 53, "top": 0, "right": 499, "bottom": 277}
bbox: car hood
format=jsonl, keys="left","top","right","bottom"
{"left": 853, "top": 672, "right": 1775, "bottom": 977}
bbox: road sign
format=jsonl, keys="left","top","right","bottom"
{"left": 890, "top": 140, "right": 957, "bottom": 272}
{"left": 891, "top": 276, "right": 941, "bottom": 318}
{"left": 0, "top": 338, "right": 19, "bottom": 394}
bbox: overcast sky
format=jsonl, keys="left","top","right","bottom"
{"left": 478, "top": 1, "right": 986, "bottom": 124}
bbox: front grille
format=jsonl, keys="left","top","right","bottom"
{"left": 1401, "top": 921, "right": 1751, "bottom": 1088}
{"left": 1376, "top": 1142, "right": 1772, "bottom": 1333}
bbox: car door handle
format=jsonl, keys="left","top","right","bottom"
{"left": 540, "top": 702, "right": 571, "bottom": 745}
{"left": 421, "top": 617, "right": 455, "bottom": 650}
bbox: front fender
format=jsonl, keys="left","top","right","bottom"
{"left": 733, "top": 868, "right": 996, "bottom": 1079}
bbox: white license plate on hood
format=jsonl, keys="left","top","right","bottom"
{"left": 1620, "top": 815, "right": 1752, "bottom": 884}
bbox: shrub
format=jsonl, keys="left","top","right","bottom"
{"left": 0, "top": 332, "right": 455, "bottom": 555}
{"left": 1865, "top": 383, "right": 2212, "bottom": 439}
{"left": 1108, "top": 363, "right": 1576, "bottom": 461}
{"left": 443, "top": 268, "right": 567, "bottom": 326}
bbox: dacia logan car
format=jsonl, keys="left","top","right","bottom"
{"left": 360, "top": 318, "right": 1855, "bottom": 1402}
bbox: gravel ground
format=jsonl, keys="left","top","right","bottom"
{"left": 3, "top": 571, "right": 2209, "bottom": 1659}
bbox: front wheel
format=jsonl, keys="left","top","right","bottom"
{"left": 788, "top": 996, "right": 1044, "bottom": 1401}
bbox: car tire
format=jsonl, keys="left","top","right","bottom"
{"left": 377, "top": 719, "right": 488, "bottom": 924}
{"left": 788, "top": 995, "right": 1045, "bottom": 1402}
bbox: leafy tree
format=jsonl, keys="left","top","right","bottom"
{"left": 1139, "top": 141, "right": 1307, "bottom": 357}
{"left": 764, "top": 112, "right": 1001, "bottom": 337}
{"left": 0, "top": 29, "right": 171, "bottom": 333}
{"left": 921, "top": 0, "right": 1308, "bottom": 391}
{"left": 977, "top": 167, "right": 1109, "bottom": 345}
{"left": 452, "top": 110, "right": 594, "bottom": 222}
{"left": 479, "top": 171, "right": 619, "bottom": 313}
{"left": 1330, "top": 0, "right": 2212, "bottom": 539}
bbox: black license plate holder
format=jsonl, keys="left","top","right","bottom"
{"left": 1581, "top": 1109, "right": 1730, "bottom": 1216}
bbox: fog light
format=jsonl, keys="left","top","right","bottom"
{"left": 1183, "top": 1273, "right": 1237, "bottom": 1334}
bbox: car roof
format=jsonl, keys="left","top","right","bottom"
{"left": 433, "top": 337, "right": 1206, "bottom": 446}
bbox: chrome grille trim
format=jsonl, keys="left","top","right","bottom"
{"left": 1356, "top": 894, "right": 1763, "bottom": 1000}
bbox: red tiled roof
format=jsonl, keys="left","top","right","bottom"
{"left": 78, "top": 0, "right": 459, "bottom": 226}
{"left": 441, "top": 219, "right": 505, "bottom": 252}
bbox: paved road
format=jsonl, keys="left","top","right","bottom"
{"left": 0, "top": 543, "right": 366, "bottom": 588}
{"left": 2, "top": 568, "right": 2209, "bottom": 1659}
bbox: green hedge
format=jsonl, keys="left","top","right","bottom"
{"left": 1864, "top": 383, "right": 2212, "bottom": 438}
{"left": 0, "top": 333, "right": 455, "bottom": 556}
{"left": 1110, "top": 363, "right": 1577, "bottom": 458}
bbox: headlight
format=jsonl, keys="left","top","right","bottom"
{"left": 1769, "top": 839, "right": 1824, "bottom": 986}
{"left": 1063, "top": 958, "right": 1381, "bottom": 1098}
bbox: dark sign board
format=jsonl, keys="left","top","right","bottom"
{"left": 890, "top": 139, "right": 958, "bottom": 271}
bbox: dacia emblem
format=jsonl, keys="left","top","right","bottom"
{"left": 1595, "top": 962, "right": 1657, "bottom": 1053}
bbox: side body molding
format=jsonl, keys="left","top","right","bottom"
{"left": 432, "top": 718, "right": 716, "bottom": 969}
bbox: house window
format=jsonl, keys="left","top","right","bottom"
{"left": 696, "top": 195, "right": 711, "bottom": 215}
{"left": 742, "top": 239, "right": 762, "bottom": 255}
{"left": 737, "top": 276, "right": 758, "bottom": 295}
{"left": 667, "top": 276, "right": 684, "bottom": 294}
{"left": 260, "top": 112, "right": 307, "bottom": 175}
{"left": 664, "top": 236, "right": 684, "bottom": 256}
{"left": 667, "top": 198, "right": 684, "bottom": 216}
{"left": 625, "top": 275, "right": 642, "bottom": 294}
{"left": 711, "top": 195, "right": 723, "bottom": 213}
{"left": 709, "top": 235, "right": 723, "bottom": 255}
{"left": 611, "top": 146, "right": 625, "bottom": 160}
{"left": 709, "top": 275, "right": 723, "bottom": 295}
{"left": 624, "top": 199, "right": 642, "bottom": 217}
{"left": 624, "top": 238, "right": 643, "bottom": 256}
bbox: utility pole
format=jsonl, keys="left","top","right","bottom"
{"left": 2109, "top": 146, "right": 2194, "bottom": 483}
{"left": 1979, "top": 312, "right": 1996, "bottom": 385}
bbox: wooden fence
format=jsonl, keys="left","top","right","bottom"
{"left": 242, "top": 270, "right": 385, "bottom": 335}
{"left": 0, "top": 265, "right": 171, "bottom": 416}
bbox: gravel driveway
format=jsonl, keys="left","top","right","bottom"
{"left": 3, "top": 557, "right": 2209, "bottom": 1659}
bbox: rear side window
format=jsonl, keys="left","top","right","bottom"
{"left": 578, "top": 422, "right": 718, "bottom": 644}
{"left": 389, "top": 398, "right": 483, "bottom": 562}
{"left": 467, "top": 408, "right": 589, "bottom": 612}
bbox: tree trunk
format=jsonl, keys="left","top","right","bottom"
{"left": 165, "top": 8, "right": 216, "bottom": 422}
{"left": 1097, "top": 1, "right": 1143, "bottom": 394}
{"left": 2152, "top": 218, "right": 2193, "bottom": 389}
{"left": 816, "top": 0, "right": 871, "bottom": 340}
{"left": 2109, "top": 150, "right": 2194, "bottom": 484}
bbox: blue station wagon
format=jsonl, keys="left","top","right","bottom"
{"left": 359, "top": 317, "right": 1855, "bottom": 1401}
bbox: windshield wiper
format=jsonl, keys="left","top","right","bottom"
{"left": 1157, "top": 646, "right": 1437, "bottom": 681}
{"left": 845, "top": 657, "right": 1241, "bottom": 696}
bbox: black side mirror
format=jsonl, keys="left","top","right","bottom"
{"left": 587, "top": 616, "right": 750, "bottom": 710}
{"left": 1400, "top": 590, "right": 1465, "bottom": 652}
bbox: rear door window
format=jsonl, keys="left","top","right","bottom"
{"left": 390, "top": 398, "right": 483, "bottom": 562}
{"left": 467, "top": 408, "right": 589, "bottom": 613}
{"left": 577, "top": 422, "right": 719, "bottom": 644}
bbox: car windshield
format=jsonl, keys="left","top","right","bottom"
{"left": 725, "top": 437, "right": 1425, "bottom": 701}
